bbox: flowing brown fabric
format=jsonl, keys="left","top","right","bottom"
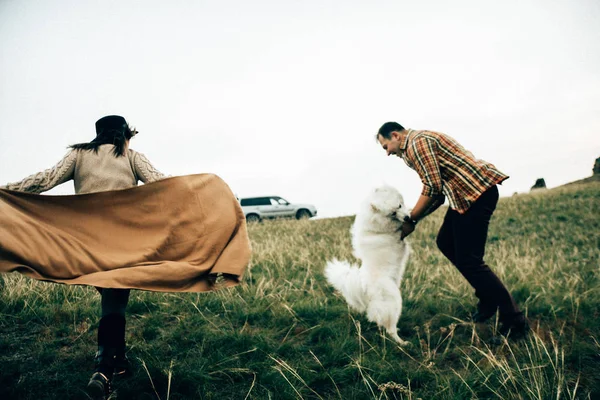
{"left": 0, "top": 174, "right": 251, "bottom": 292}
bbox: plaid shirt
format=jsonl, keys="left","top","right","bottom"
{"left": 399, "top": 129, "right": 508, "bottom": 214}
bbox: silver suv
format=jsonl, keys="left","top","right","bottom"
{"left": 239, "top": 196, "right": 317, "bottom": 222}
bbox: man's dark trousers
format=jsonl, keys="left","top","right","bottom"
{"left": 436, "top": 185, "right": 521, "bottom": 322}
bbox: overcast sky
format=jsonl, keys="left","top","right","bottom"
{"left": 1, "top": 0, "right": 599, "bottom": 218}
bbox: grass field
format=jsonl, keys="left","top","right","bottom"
{"left": 1, "top": 181, "right": 599, "bottom": 399}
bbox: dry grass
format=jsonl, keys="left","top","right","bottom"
{"left": 1, "top": 182, "right": 599, "bottom": 399}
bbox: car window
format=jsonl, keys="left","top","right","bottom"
{"left": 241, "top": 198, "right": 266, "bottom": 206}
{"left": 241, "top": 197, "right": 287, "bottom": 206}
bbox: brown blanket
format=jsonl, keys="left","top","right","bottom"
{"left": 0, "top": 174, "right": 251, "bottom": 292}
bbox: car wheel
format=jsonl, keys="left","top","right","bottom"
{"left": 246, "top": 214, "right": 261, "bottom": 223}
{"left": 296, "top": 209, "right": 311, "bottom": 220}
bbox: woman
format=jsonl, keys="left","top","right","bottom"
{"left": 1, "top": 115, "right": 165, "bottom": 398}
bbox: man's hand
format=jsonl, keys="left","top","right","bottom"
{"left": 400, "top": 220, "right": 416, "bottom": 240}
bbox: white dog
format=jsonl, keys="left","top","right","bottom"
{"left": 325, "top": 185, "right": 411, "bottom": 346}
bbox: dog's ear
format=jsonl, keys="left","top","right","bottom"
{"left": 370, "top": 188, "right": 381, "bottom": 212}
{"left": 370, "top": 197, "right": 383, "bottom": 212}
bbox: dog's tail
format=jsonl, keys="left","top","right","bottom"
{"left": 324, "top": 259, "right": 367, "bottom": 312}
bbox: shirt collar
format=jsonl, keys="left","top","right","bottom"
{"left": 399, "top": 129, "right": 412, "bottom": 150}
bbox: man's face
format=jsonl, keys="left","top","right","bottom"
{"left": 377, "top": 131, "right": 403, "bottom": 157}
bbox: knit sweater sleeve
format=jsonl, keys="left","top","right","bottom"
{"left": 1, "top": 150, "right": 77, "bottom": 194}
{"left": 131, "top": 151, "right": 166, "bottom": 184}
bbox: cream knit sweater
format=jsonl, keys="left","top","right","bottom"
{"left": 1, "top": 144, "right": 165, "bottom": 194}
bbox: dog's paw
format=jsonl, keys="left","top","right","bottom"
{"left": 396, "top": 339, "right": 412, "bottom": 347}
{"left": 388, "top": 333, "right": 412, "bottom": 347}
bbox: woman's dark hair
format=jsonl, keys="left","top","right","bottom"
{"left": 69, "top": 123, "right": 136, "bottom": 157}
{"left": 377, "top": 122, "right": 405, "bottom": 139}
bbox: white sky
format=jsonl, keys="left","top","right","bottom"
{"left": 1, "top": 0, "right": 599, "bottom": 218}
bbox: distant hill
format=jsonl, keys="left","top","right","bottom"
{"left": 560, "top": 174, "right": 600, "bottom": 187}
{"left": 552, "top": 156, "right": 599, "bottom": 188}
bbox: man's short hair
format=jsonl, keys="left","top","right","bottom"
{"left": 377, "top": 122, "right": 405, "bottom": 139}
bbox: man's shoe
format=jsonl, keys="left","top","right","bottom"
{"left": 87, "top": 371, "right": 112, "bottom": 399}
{"left": 499, "top": 316, "right": 530, "bottom": 340}
{"left": 471, "top": 303, "right": 498, "bottom": 323}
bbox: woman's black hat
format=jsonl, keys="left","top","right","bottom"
{"left": 95, "top": 115, "right": 127, "bottom": 135}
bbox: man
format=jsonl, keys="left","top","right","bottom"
{"left": 376, "top": 121, "right": 529, "bottom": 339}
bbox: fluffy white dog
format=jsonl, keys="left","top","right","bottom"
{"left": 325, "top": 185, "right": 411, "bottom": 346}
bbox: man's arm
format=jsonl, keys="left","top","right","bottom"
{"left": 400, "top": 135, "right": 446, "bottom": 239}
{"left": 400, "top": 193, "right": 445, "bottom": 240}
{"left": 410, "top": 193, "right": 445, "bottom": 221}
{"left": 409, "top": 135, "right": 444, "bottom": 200}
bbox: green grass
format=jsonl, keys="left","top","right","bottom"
{"left": 1, "top": 182, "right": 599, "bottom": 399}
